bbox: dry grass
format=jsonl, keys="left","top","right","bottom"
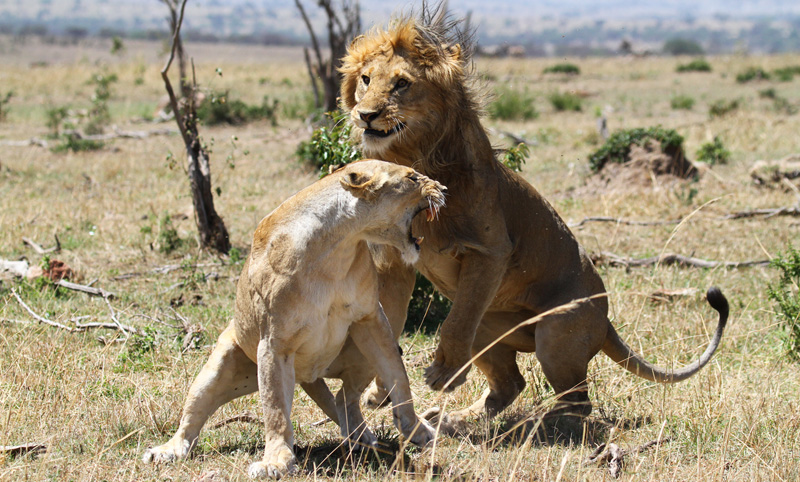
{"left": 1, "top": 40, "right": 800, "bottom": 481}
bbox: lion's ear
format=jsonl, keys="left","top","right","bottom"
{"left": 340, "top": 170, "right": 380, "bottom": 200}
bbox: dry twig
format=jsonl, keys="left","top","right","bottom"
{"left": 0, "top": 442, "right": 47, "bottom": 457}
{"left": 56, "top": 279, "right": 115, "bottom": 299}
{"left": 585, "top": 437, "right": 672, "bottom": 478}
{"left": 570, "top": 216, "right": 681, "bottom": 228}
{"left": 211, "top": 411, "right": 260, "bottom": 428}
{"left": 22, "top": 235, "right": 61, "bottom": 254}
{"left": 592, "top": 251, "right": 770, "bottom": 269}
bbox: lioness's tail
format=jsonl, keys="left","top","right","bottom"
{"left": 602, "top": 286, "right": 729, "bottom": 383}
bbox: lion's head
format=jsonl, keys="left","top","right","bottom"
{"left": 339, "top": 9, "right": 483, "bottom": 169}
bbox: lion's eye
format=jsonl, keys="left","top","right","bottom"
{"left": 396, "top": 78, "right": 409, "bottom": 89}
{"left": 361, "top": 75, "right": 370, "bottom": 85}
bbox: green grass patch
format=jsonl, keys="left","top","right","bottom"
{"left": 670, "top": 94, "right": 695, "bottom": 110}
{"left": 543, "top": 63, "right": 580, "bottom": 75}
{"left": 489, "top": 88, "right": 538, "bottom": 120}
{"left": 736, "top": 67, "right": 771, "bottom": 83}
{"left": 768, "top": 245, "right": 800, "bottom": 361}
{"left": 676, "top": 58, "right": 712, "bottom": 73}
{"left": 695, "top": 136, "right": 730, "bottom": 165}
{"left": 548, "top": 91, "right": 583, "bottom": 112}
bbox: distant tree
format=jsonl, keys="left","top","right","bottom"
{"left": 295, "top": 0, "right": 361, "bottom": 113}
{"left": 663, "top": 37, "right": 704, "bottom": 56}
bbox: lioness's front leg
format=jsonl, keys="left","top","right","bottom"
{"left": 142, "top": 325, "right": 257, "bottom": 463}
{"left": 349, "top": 310, "right": 434, "bottom": 447}
{"left": 248, "top": 338, "right": 297, "bottom": 479}
{"left": 424, "top": 250, "right": 509, "bottom": 392}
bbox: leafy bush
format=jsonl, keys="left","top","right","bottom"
{"left": 736, "top": 67, "right": 770, "bottom": 83}
{"left": 767, "top": 246, "right": 800, "bottom": 360}
{"left": 0, "top": 91, "right": 12, "bottom": 121}
{"left": 588, "top": 126, "right": 685, "bottom": 172}
{"left": 50, "top": 134, "right": 104, "bottom": 153}
{"left": 502, "top": 143, "right": 529, "bottom": 172}
{"left": 296, "top": 111, "right": 361, "bottom": 176}
{"left": 676, "top": 58, "right": 712, "bottom": 73}
{"left": 86, "top": 72, "right": 117, "bottom": 135}
{"left": 759, "top": 88, "right": 777, "bottom": 99}
{"left": 548, "top": 91, "right": 582, "bottom": 112}
{"left": 709, "top": 99, "right": 740, "bottom": 118}
{"left": 405, "top": 273, "right": 451, "bottom": 334}
{"left": 197, "top": 91, "right": 279, "bottom": 126}
{"left": 543, "top": 63, "right": 580, "bottom": 75}
{"left": 489, "top": 88, "right": 538, "bottom": 120}
{"left": 670, "top": 94, "right": 695, "bottom": 110}
{"left": 157, "top": 213, "right": 183, "bottom": 254}
{"left": 772, "top": 66, "right": 800, "bottom": 82}
{"left": 663, "top": 38, "right": 704, "bottom": 55}
{"left": 695, "top": 136, "right": 730, "bottom": 165}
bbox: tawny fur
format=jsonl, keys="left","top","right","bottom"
{"left": 337, "top": 7, "right": 729, "bottom": 428}
{"left": 142, "top": 160, "right": 444, "bottom": 478}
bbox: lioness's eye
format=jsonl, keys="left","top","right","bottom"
{"left": 361, "top": 75, "right": 370, "bottom": 85}
{"left": 396, "top": 78, "right": 409, "bottom": 89}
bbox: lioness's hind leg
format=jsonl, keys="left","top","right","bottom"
{"left": 143, "top": 324, "right": 257, "bottom": 463}
{"left": 336, "top": 375, "right": 378, "bottom": 450}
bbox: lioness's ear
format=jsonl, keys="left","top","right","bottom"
{"left": 340, "top": 170, "right": 379, "bottom": 200}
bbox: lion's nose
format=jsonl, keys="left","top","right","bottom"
{"left": 358, "top": 109, "right": 382, "bottom": 123}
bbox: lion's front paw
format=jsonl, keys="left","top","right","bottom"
{"left": 141, "top": 438, "right": 192, "bottom": 464}
{"left": 421, "top": 407, "right": 470, "bottom": 436}
{"left": 344, "top": 425, "right": 379, "bottom": 452}
{"left": 423, "top": 358, "right": 469, "bottom": 392}
{"left": 248, "top": 446, "right": 296, "bottom": 479}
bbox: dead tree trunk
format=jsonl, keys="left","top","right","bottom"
{"left": 295, "top": 0, "right": 361, "bottom": 113}
{"left": 160, "top": 0, "right": 230, "bottom": 254}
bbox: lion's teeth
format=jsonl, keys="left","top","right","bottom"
{"left": 415, "top": 236, "right": 424, "bottom": 246}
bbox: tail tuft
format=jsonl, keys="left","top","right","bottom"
{"left": 706, "top": 286, "right": 729, "bottom": 326}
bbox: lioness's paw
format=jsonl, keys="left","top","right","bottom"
{"left": 141, "top": 438, "right": 191, "bottom": 464}
{"left": 406, "top": 417, "right": 436, "bottom": 447}
{"left": 249, "top": 446, "right": 296, "bottom": 479}
{"left": 345, "top": 427, "right": 379, "bottom": 452}
{"left": 423, "top": 360, "right": 469, "bottom": 392}
{"left": 248, "top": 459, "right": 297, "bottom": 480}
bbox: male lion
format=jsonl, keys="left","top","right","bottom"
{"left": 142, "top": 160, "right": 443, "bottom": 478}
{"left": 334, "top": 8, "right": 729, "bottom": 427}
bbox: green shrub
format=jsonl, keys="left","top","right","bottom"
{"left": 405, "top": 273, "right": 451, "bottom": 334}
{"left": 489, "top": 88, "right": 538, "bottom": 120}
{"left": 695, "top": 136, "right": 730, "bottom": 165}
{"left": 296, "top": 111, "right": 361, "bottom": 176}
{"left": 676, "top": 58, "right": 712, "bottom": 73}
{"left": 50, "top": 134, "right": 104, "bottom": 153}
{"left": 86, "top": 72, "right": 117, "bottom": 135}
{"left": 0, "top": 91, "right": 12, "bottom": 121}
{"left": 736, "top": 67, "right": 770, "bottom": 83}
{"left": 548, "top": 91, "right": 582, "bottom": 112}
{"left": 772, "top": 66, "right": 800, "bottom": 82}
{"left": 767, "top": 246, "right": 800, "bottom": 360}
{"left": 543, "top": 63, "right": 580, "bottom": 75}
{"left": 197, "top": 91, "right": 279, "bottom": 126}
{"left": 663, "top": 38, "right": 704, "bottom": 55}
{"left": 670, "top": 94, "right": 695, "bottom": 110}
{"left": 709, "top": 99, "right": 740, "bottom": 117}
{"left": 588, "top": 126, "right": 685, "bottom": 172}
{"left": 502, "top": 143, "right": 529, "bottom": 172}
{"left": 157, "top": 213, "right": 183, "bottom": 254}
{"left": 759, "top": 88, "right": 777, "bottom": 99}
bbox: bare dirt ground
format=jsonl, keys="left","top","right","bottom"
{"left": 1, "top": 38, "right": 800, "bottom": 481}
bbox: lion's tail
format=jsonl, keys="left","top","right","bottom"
{"left": 602, "top": 286, "right": 729, "bottom": 383}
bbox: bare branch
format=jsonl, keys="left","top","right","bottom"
{"left": 55, "top": 279, "right": 115, "bottom": 299}
{"left": 0, "top": 442, "right": 47, "bottom": 457}
{"left": 591, "top": 251, "right": 770, "bottom": 269}
{"left": 10, "top": 288, "right": 77, "bottom": 332}
{"left": 160, "top": 0, "right": 191, "bottom": 147}
{"left": 211, "top": 411, "right": 260, "bottom": 428}
{"left": 570, "top": 216, "right": 681, "bottom": 228}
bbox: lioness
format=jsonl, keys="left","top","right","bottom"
{"left": 142, "top": 160, "right": 443, "bottom": 478}
{"left": 332, "top": 8, "right": 729, "bottom": 427}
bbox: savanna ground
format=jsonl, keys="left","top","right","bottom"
{"left": 1, "top": 36, "right": 800, "bottom": 481}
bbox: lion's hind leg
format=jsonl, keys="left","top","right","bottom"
{"left": 143, "top": 324, "right": 257, "bottom": 463}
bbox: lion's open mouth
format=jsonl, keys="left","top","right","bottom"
{"left": 364, "top": 122, "right": 406, "bottom": 138}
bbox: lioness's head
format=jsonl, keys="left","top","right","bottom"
{"left": 338, "top": 160, "right": 446, "bottom": 264}
{"left": 340, "top": 11, "right": 474, "bottom": 159}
